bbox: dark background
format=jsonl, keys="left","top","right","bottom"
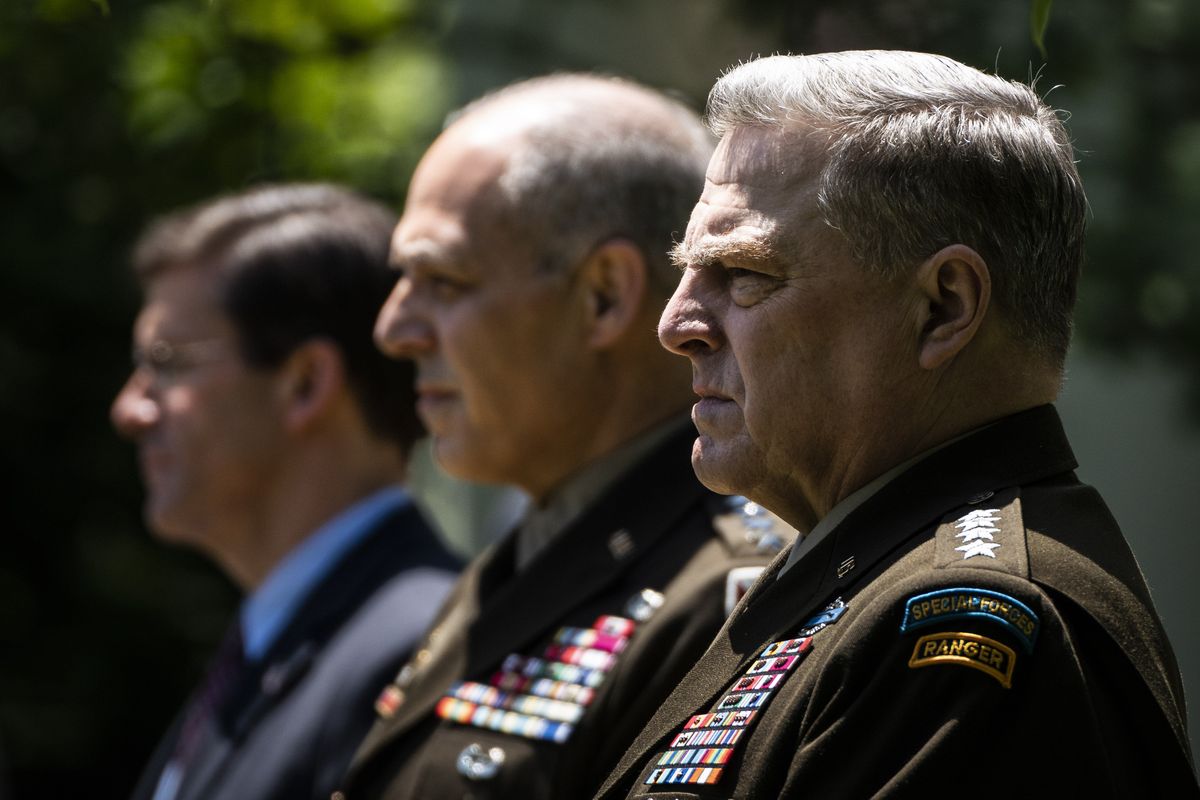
{"left": 2, "top": 0, "right": 1197, "bottom": 796}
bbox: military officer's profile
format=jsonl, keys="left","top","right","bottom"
{"left": 596, "top": 50, "right": 1198, "bottom": 798}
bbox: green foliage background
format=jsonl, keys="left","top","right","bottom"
{"left": 1, "top": 0, "right": 1196, "bottom": 796}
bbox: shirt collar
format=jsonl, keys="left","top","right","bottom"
{"left": 240, "top": 486, "right": 410, "bottom": 661}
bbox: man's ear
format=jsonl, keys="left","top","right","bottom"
{"left": 279, "top": 338, "right": 346, "bottom": 434}
{"left": 577, "top": 238, "right": 648, "bottom": 349}
{"left": 915, "top": 244, "right": 991, "bottom": 371}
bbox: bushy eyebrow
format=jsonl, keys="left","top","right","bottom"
{"left": 670, "top": 236, "right": 784, "bottom": 270}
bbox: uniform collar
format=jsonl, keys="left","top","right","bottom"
{"left": 749, "top": 404, "right": 1077, "bottom": 628}
{"left": 515, "top": 416, "right": 692, "bottom": 571}
{"left": 778, "top": 423, "right": 992, "bottom": 576}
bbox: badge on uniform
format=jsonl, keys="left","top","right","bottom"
{"left": 642, "top": 598, "right": 847, "bottom": 788}
{"left": 953, "top": 509, "right": 1002, "bottom": 560}
{"left": 898, "top": 584, "right": 1036, "bottom": 689}
{"left": 907, "top": 631, "right": 1017, "bottom": 688}
{"left": 724, "top": 566, "right": 764, "bottom": 615}
{"left": 796, "top": 597, "right": 847, "bottom": 637}
{"left": 434, "top": 589, "right": 663, "bottom": 745}
{"left": 374, "top": 684, "right": 405, "bottom": 718}
{"left": 900, "top": 587, "right": 1039, "bottom": 652}
{"left": 933, "top": 489, "right": 1028, "bottom": 575}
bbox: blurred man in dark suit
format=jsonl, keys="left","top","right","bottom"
{"left": 112, "top": 184, "right": 462, "bottom": 800}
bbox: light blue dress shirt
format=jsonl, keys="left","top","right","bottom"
{"left": 239, "top": 486, "right": 411, "bottom": 662}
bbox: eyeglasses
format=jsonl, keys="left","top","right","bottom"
{"left": 131, "top": 338, "right": 231, "bottom": 385}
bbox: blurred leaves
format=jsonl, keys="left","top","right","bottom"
{"left": 118, "top": 0, "right": 448, "bottom": 193}
{"left": 1031, "top": 0, "right": 1052, "bottom": 58}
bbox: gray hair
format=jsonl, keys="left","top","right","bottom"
{"left": 457, "top": 74, "right": 714, "bottom": 293}
{"left": 708, "top": 51, "right": 1087, "bottom": 366}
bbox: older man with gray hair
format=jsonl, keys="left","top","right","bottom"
{"left": 598, "top": 51, "right": 1197, "bottom": 798}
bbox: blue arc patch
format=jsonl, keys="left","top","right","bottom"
{"left": 900, "top": 587, "right": 1039, "bottom": 653}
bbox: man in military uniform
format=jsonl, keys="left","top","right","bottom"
{"left": 114, "top": 185, "right": 462, "bottom": 800}
{"left": 597, "top": 52, "right": 1199, "bottom": 798}
{"left": 335, "top": 75, "right": 789, "bottom": 799}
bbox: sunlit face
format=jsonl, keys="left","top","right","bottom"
{"left": 658, "top": 125, "right": 921, "bottom": 531}
{"left": 110, "top": 267, "right": 286, "bottom": 553}
{"left": 374, "top": 123, "right": 592, "bottom": 497}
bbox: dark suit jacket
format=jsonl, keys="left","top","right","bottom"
{"left": 599, "top": 405, "right": 1198, "bottom": 799}
{"left": 336, "top": 426, "right": 789, "bottom": 799}
{"left": 131, "top": 501, "right": 462, "bottom": 800}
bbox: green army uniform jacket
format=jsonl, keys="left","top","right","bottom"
{"left": 335, "top": 426, "right": 788, "bottom": 799}
{"left": 598, "top": 405, "right": 1198, "bottom": 799}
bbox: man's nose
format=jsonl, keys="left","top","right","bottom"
{"left": 111, "top": 370, "right": 160, "bottom": 439}
{"left": 658, "top": 270, "right": 721, "bottom": 357}
{"left": 375, "top": 278, "right": 435, "bottom": 359}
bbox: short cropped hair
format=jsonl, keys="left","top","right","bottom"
{"left": 132, "top": 184, "right": 421, "bottom": 452}
{"left": 456, "top": 74, "right": 713, "bottom": 293}
{"left": 707, "top": 51, "right": 1087, "bottom": 366}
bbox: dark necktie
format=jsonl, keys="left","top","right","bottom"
{"left": 150, "top": 624, "right": 247, "bottom": 800}
{"left": 172, "top": 623, "right": 247, "bottom": 770}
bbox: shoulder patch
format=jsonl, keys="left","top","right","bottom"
{"left": 934, "top": 487, "right": 1029, "bottom": 577}
{"left": 900, "top": 587, "right": 1039, "bottom": 653}
{"left": 907, "top": 631, "right": 1016, "bottom": 688}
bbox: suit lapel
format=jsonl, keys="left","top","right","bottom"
{"left": 179, "top": 503, "right": 450, "bottom": 798}
{"left": 174, "top": 722, "right": 236, "bottom": 800}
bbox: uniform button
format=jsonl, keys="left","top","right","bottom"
{"left": 456, "top": 743, "right": 506, "bottom": 781}
{"left": 415, "top": 648, "right": 432, "bottom": 665}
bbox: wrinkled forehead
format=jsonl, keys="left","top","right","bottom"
{"left": 705, "top": 124, "right": 828, "bottom": 202}
{"left": 681, "top": 124, "right": 830, "bottom": 259}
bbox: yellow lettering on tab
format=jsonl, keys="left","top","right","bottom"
{"left": 907, "top": 632, "right": 1017, "bottom": 688}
